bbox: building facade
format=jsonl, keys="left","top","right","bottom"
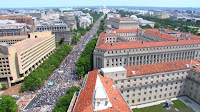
{"left": 99, "top": 59, "right": 200, "bottom": 106}
{"left": 0, "top": 23, "right": 27, "bottom": 37}
{"left": 35, "top": 22, "right": 71, "bottom": 44}
{"left": 60, "top": 14, "right": 77, "bottom": 29}
{"left": 0, "top": 31, "right": 56, "bottom": 88}
{"left": 93, "top": 29, "right": 200, "bottom": 69}
{"left": 0, "top": 15, "right": 33, "bottom": 26}
{"left": 105, "top": 17, "right": 139, "bottom": 29}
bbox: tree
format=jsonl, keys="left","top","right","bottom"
{"left": 97, "top": 30, "right": 101, "bottom": 36}
{"left": 52, "top": 86, "right": 79, "bottom": 112}
{"left": 76, "top": 38, "right": 98, "bottom": 77}
{"left": 0, "top": 95, "right": 18, "bottom": 112}
{"left": 20, "top": 85, "right": 26, "bottom": 92}
{"left": 22, "top": 44, "right": 73, "bottom": 91}
{"left": 154, "top": 23, "right": 160, "bottom": 28}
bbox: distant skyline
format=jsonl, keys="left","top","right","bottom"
{"left": 0, "top": 0, "right": 200, "bottom": 8}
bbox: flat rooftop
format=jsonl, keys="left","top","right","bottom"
{"left": 0, "top": 35, "right": 27, "bottom": 40}
{"left": 13, "top": 36, "right": 49, "bottom": 53}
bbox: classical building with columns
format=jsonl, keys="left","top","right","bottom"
{"left": 93, "top": 29, "right": 200, "bottom": 69}
{"left": 0, "top": 31, "right": 55, "bottom": 88}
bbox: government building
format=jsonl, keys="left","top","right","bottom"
{"left": 70, "top": 59, "right": 200, "bottom": 112}
{"left": 0, "top": 31, "right": 56, "bottom": 88}
{"left": 93, "top": 29, "right": 200, "bottom": 69}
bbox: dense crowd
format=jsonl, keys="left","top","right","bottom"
{"left": 23, "top": 16, "right": 103, "bottom": 112}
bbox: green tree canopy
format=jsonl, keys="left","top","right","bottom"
{"left": 0, "top": 95, "right": 18, "bottom": 112}
{"left": 52, "top": 86, "right": 79, "bottom": 112}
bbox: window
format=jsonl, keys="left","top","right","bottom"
{"left": 149, "top": 97, "right": 151, "bottom": 100}
{"left": 127, "top": 95, "right": 129, "bottom": 97}
{"left": 132, "top": 100, "right": 134, "bottom": 103}
{"left": 121, "top": 80, "right": 124, "bottom": 83}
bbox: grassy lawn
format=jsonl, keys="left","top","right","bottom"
{"left": 133, "top": 100, "right": 194, "bottom": 112}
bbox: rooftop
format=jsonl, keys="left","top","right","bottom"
{"left": 74, "top": 70, "right": 132, "bottom": 112}
{"left": 12, "top": 31, "right": 53, "bottom": 53}
{"left": 144, "top": 29, "right": 178, "bottom": 41}
{"left": 97, "top": 32, "right": 200, "bottom": 50}
{"left": 113, "top": 29, "right": 138, "bottom": 33}
{"left": 101, "top": 66, "right": 126, "bottom": 73}
{"left": 0, "top": 35, "right": 27, "bottom": 40}
{"left": 125, "top": 59, "right": 200, "bottom": 77}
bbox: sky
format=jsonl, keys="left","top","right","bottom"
{"left": 0, "top": 0, "right": 200, "bottom": 8}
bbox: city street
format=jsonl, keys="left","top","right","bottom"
{"left": 22, "top": 15, "right": 104, "bottom": 112}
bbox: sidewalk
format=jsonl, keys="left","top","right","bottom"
{"left": 178, "top": 96, "right": 200, "bottom": 112}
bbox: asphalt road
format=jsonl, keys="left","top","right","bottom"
{"left": 24, "top": 15, "right": 104, "bottom": 111}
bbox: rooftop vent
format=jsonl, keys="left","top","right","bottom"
{"left": 106, "top": 80, "right": 108, "bottom": 84}
{"left": 111, "top": 43, "right": 114, "bottom": 46}
{"left": 142, "top": 41, "right": 145, "bottom": 44}
{"left": 186, "top": 64, "right": 190, "bottom": 68}
{"left": 136, "top": 67, "right": 139, "bottom": 70}
{"left": 174, "top": 63, "right": 176, "bottom": 66}
{"left": 114, "top": 97, "right": 117, "bottom": 100}
{"left": 131, "top": 71, "right": 136, "bottom": 75}
{"left": 193, "top": 65, "right": 197, "bottom": 68}
{"left": 112, "top": 85, "right": 116, "bottom": 89}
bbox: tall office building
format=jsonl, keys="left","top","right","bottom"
{"left": 0, "top": 31, "right": 56, "bottom": 88}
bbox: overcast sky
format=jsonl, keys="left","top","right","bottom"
{"left": 0, "top": 0, "right": 200, "bottom": 8}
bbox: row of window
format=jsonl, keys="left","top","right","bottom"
{"left": 129, "top": 92, "right": 178, "bottom": 104}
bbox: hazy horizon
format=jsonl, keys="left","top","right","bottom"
{"left": 0, "top": 0, "right": 200, "bottom": 8}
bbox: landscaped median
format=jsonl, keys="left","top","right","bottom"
{"left": 133, "top": 100, "right": 194, "bottom": 112}
{"left": 20, "top": 44, "right": 73, "bottom": 91}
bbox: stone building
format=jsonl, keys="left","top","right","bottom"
{"left": 99, "top": 59, "right": 200, "bottom": 106}
{"left": 93, "top": 29, "right": 200, "bottom": 69}
{"left": 0, "top": 14, "right": 33, "bottom": 26}
{"left": 0, "top": 22, "right": 27, "bottom": 37}
{"left": 69, "top": 59, "right": 200, "bottom": 111}
{"left": 0, "top": 31, "right": 55, "bottom": 88}
{"left": 35, "top": 21, "right": 70, "bottom": 44}
{"left": 105, "top": 17, "right": 139, "bottom": 29}
{"left": 60, "top": 14, "right": 77, "bottom": 29}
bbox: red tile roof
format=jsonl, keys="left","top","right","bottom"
{"left": 97, "top": 39, "right": 200, "bottom": 50}
{"left": 98, "top": 74, "right": 132, "bottom": 112}
{"left": 74, "top": 70, "right": 132, "bottom": 112}
{"left": 113, "top": 29, "right": 138, "bottom": 33}
{"left": 125, "top": 59, "right": 200, "bottom": 77}
{"left": 97, "top": 32, "right": 118, "bottom": 47}
{"left": 74, "top": 70, "right": 98, "bottom": 112}
{"left": 144, "top": 29, "right": 177, "bottom": 41}
{"left": 188, "top": 34, "right": 200, "bottom": 40}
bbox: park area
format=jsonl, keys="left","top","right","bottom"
{"left": 133, "top": 100, "right": 194, "bottom": 112}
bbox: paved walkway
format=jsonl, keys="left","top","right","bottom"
{"left": 130, "top": 98, "right": 178, "bottom": 109}
{"left": 178, "top": 96, "right": 200, "bottom": 112}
